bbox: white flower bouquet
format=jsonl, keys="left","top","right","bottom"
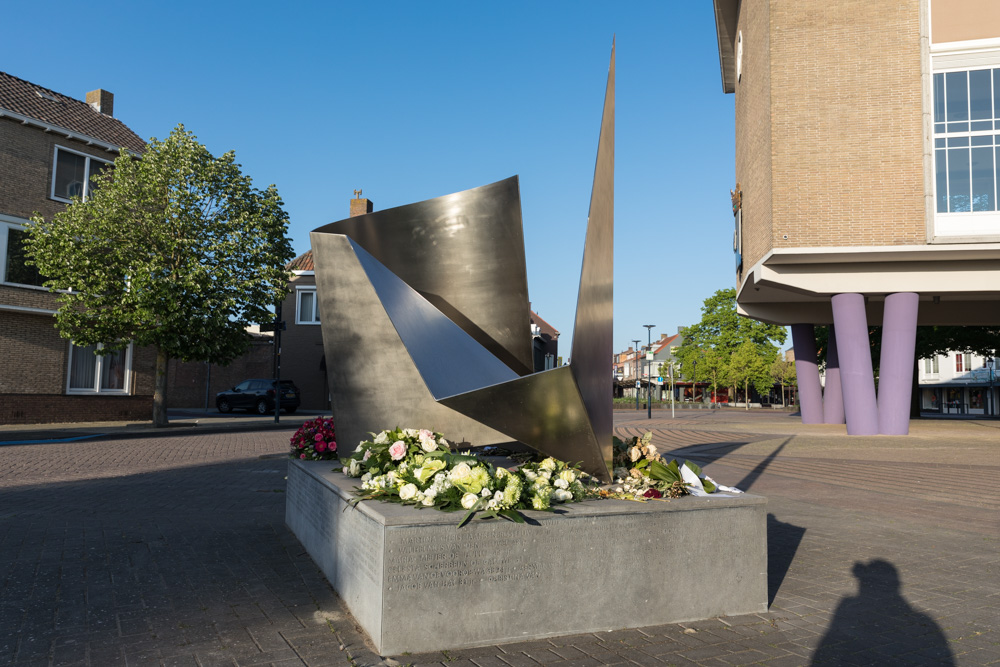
{"left": 340, "top": 428, "right": 594, "bottom": 525}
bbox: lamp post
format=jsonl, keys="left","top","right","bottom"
{"left": 644, "top": 325, "right": 655, "bottom": 419}
{"left": 632, "top": 339, "right": 641, "bottom": 410}
{"left": 669, "top": 361, "right": 675, "bottom": 418}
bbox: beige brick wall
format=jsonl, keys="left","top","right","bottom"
{"left": 734, "top": 0, "right": 774, "bottom": 279}
{"left": 768, "top": 0, "right": 926, "bottom": 252}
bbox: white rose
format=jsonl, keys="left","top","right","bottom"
{"left": 540, "top": 471, "right": 551, "bottom": 481}
{"left": 405, "top": 428, "right": 418, "bottom": 437}
{"left": 398, "top": 483, "right": 418, "bottom": 500}
{"left": 461, "top": 493, "right": 479, "bottom": 509}
{"left": 424, "top": 487, "right": 437, "bottom": 499}
{"left": 493, "top": 491, "right": 504, "bottom": 503}
{"left": 558, "top": 469, "right": 576, "bottom": 484}
{"left": 523, "top": 469, "right": 538, "bottom": 482}
{"left": 437, "top": 437, "right": 448, "bottom": 448}
{"left": 554, "top": 478, "right": 569, "bottom": 490}
{"left": 540, "top": 458, "right": 557, "bottom": 471}
{"left": 480, "top": 488, "right": 492, "bottom": 497}
{"left": 629, "top": 446, "right": 642, "bottom": 462}
{"left": 553, "top": 489, "right": 573, "bottom": 503}
{"left": 449, "top": 462, "right": 472, "bottom": 481}
{"left": 421, "top": 439, "right": 438, "bottom": 453}
{"left": 374, "top": 431, "right": 389, "bottom": 444}
{"left": 422, "top": 496, "right": 435, "bottom": 507}
{"left": 347, "top": 459, "right": 362, "bottom": 477}
{"left": 360, "top": 472, "right": 372, "bottom": 483}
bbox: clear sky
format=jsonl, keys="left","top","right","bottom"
{"left": 5, "top": 1, "right": 737, "bottom": 357}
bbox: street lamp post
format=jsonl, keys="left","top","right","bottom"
{"left": 632, "top": 339, "right": 641, "bottom": 410}
{"left": 644, "top": 325, "right": 655, "bottom": 419}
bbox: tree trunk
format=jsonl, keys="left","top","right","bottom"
{"left": 781, "top": 381, "right": 786, "bottom": 407}
{"left": 745, "top": 379, "right": 749, "bottom": 410}
{"left": 152, "top": 347, "right": 170, "bottom": 427}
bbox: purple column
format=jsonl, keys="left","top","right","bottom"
{"left": 823, "top": 324, "right": 845, "bottom": 424}
{"left": 831, "top": 293, "right": 878, "bottom": 435}
{"left": 791, "top": 324, "right": 823, "bottom": 424}
{"left": 878, "top": 292, "right": 919, "bottom": 435}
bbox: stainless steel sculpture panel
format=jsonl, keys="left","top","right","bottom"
{"left": 311, "top": 43, "right": 615, "bottom": 481}
{"left": 314, "top": 177, "right": 533, "bottom": 377}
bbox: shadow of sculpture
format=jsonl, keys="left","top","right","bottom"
{"left": 734, "top": 437, "right": 790, "bottom": 491}
{"left": 767, "top": 513, "right": 806, "bottom": 607}
{"left": 811, "top": 559, "right": 955, "bottom": 665}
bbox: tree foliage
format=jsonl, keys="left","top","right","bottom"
{"left": 674, "top": 288, "right": 787, "bottom": 401}
{"left": 26, "top": 124, "right": 294, "bottom": 425}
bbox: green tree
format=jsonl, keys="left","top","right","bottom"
{"left": 728, "top": 341, "right": 777, "bottom": 409}
{"left": 675, "top": 288, "right": 786, "bottom": 403}
{"left": 771, "top": 356, "right": 797, "bottom": 407}
{"left": 26, "top": 125, "right": 293, "bottom": 427}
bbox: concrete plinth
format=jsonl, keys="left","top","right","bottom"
{"left": 286, "top": 459, "right": 768, "bottom": 656}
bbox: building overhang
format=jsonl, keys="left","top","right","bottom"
{"left": 713, "top": 0, "right": 739, "bottom": 94}
{"left": 736, "top": 245, "right": 1000, "bottom": 326}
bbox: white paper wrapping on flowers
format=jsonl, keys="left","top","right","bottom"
{"left": 680, "top": 462, "right": 743, "bottom": 497}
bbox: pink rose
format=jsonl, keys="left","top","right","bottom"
{"left": 389, "top": 441, "right": 406, "bottom": 460}
{"left": 314, "top": 433, "right": 323, "bottom": 441}
{"left": 299, "top": 453, "right": 306, "bottom": 459}
{"left": 329, "top": 441, "right": 336, "bottom": 451}
{"left": 362, "top": 449, "right": 371, "bottom": 462}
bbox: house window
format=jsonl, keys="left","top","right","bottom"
{"left": 955, "top": 352, "right": 972, "bottom": 373}
{"left": 923, "top": 357, "right": 939, "bottom": 375}
{"left": 0, "top": 220, "right": 46, "bottom": 287}
{"left": 296, "top": 288, "right": 320, "bottom": 324}
{"left": 67, "top": 342, "right": 131, "bottom": 394}
{"left": 51, "top": 146, "right": 112, "bottom": 202}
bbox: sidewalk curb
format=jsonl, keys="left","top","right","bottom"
{"left": 0, "top": 419, "right": 302, "bottom": 446}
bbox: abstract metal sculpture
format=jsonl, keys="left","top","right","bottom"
{"left": 311, "top": 43, "right": 615, "bottom": 481}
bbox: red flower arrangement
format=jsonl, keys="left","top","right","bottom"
{"left": 290, "top": 417, "right": 337, "bottom": 460}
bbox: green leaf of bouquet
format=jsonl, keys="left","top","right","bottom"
{"left": 458, "top": 507, "right": 478, "bottom": 528}
{"left": 684, "top": 460, "right": 704, "bottom": 477}
{"left": 498, "top": 509, "right": 526, "bottom": 524}
{"left": 647, "top": 459, "right": 681, "bottom": 483}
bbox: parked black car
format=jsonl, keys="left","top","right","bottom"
{"left": 216, "top": 379, "right": 301, "bottom": 414}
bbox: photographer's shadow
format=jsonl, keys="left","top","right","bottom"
{"left": 811, "top": 559, "right": 955, "bottom": 665}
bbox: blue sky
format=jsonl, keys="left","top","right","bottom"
{"left": 6, "top": 1, "right": 736, "bottom": 356}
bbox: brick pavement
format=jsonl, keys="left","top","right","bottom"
{"left": 0, "top": 413, "right": 997, "bottom": 666}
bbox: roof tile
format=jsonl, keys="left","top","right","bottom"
{"left": 0, "top": 71, "right": 145, "bottom": 153}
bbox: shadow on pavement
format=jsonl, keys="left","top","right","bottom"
{"left": 811, "top": 559, "right": 955, "bottom": 665}
{"left": 767, "top": 513, "right": 805, "bottom": 607}
{"left": 734, "top": 437, "right": 790, "bottom": 491}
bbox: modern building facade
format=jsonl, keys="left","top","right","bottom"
{"left": 0, "top": 72, "right": 153, "bottom": 424}
{"left": 713, "top": 0, "right": 1000, "bottom": 434}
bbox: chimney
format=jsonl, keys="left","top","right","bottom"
{"left": 86, "top": 89, "right": 114, "bottom": 116}
{"left": 350, "top": 189, "right": 373, "bottom": 217}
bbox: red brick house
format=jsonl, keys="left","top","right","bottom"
{"left": 0, "top": 71, "right": 154, "bottom": 424}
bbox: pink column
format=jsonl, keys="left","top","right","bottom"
{"left": 878, "top": 292, "right": 919, "bottom": 435}
{"left": 791, "top": 324, "right": 823, "bottom": 424}
{"left": 831, "top": 293, "right": 878, "bottom": 435}
{"left": 823, "top": 324, "right": 845, "bottom": 424}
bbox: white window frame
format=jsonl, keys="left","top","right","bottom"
{"left": 0, "top": 215, "right": 48, "bottom": 290}
{"left": 930, "top": 40, "right": 1000, "bottom": 239}
{"left": 66, "top": 341, "right": 133, "bottom": 395}
{"left": 295, "top": 286, "right": 320, "bottom": 325}
{"left": 50, "top": 145, "right": 112, "bottom": 203}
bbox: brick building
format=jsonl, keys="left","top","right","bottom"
{"left": 0, "top": 72, "right": 155, "bottom": 424}
{"left": 713, "top": 0, "right": 1000, "bottom": 434}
